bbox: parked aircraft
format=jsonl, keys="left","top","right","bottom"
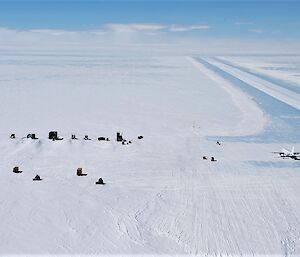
{"left": 273, "top": 146, "right": 300, "bottom": 160}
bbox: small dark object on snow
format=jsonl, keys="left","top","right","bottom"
{"left": 77, "top": 167, "right": 82, "bottom": 176}
{"left": 31, "top": 134, "right": 38, "bottom": 139}
{"left": 203, "top": 156, "right": 207, "bottom": 160}
{"left": 138, "top": 136, "right": 143, "bottom": 139}
{"left": 10, "top": 134, "right": 16, "bottom": 139}
{"left": 27, "top": 133, "right": 38, "bottom": 139}
{"left": 95, "top": 178, "right": 105, "bottom": 185}
{"left": 106, "top": 138, "right": 110, "bottom": 141}
{"left": 128, "top": 141, "right": 132, "bottom": 144}
{"left": 211, "top": 157, "right": 217, "bottom": 162}
{"left": 98, "top": 137, "right": 106, "bottom": 141}
{"left": 49, "top": 131, "right": 57, "bottom": 140}
{"left": 77, "top": 167, "right": 87, "bottom": 176}
{"left": 117, "top": 132, "right": 123, "bottom": 142}
{"left": 33, "top": 175, "right": 42, "bottom": 181}
{"left": 84, "top": 135, "right": 91, "bottom": 140}
{"left": 71, "top": 134, "right": 78, "bottom": 140}
{"left": 13, "top": 166, "right": 22, "bottom": 173}
{"left": 122, "top": 141, "right": 125, "bottom": 145}
{"left": 216, "top": 141, "right": 221, "bottom": 145}
{"left": 49, "top": 131, "right": 63, "bottom": 141}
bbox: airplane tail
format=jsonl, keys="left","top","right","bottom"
{"left": 282, "top": 146, "right": 294, "bottom": 155}
{"left": 282, "top": 147, "right": 289, "bottom": 154}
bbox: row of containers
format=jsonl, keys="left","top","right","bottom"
{"left": 10, "top": 131, "right": 143, "bottom": 143}
{"left": 12, "top": 166, "right": 105, "bottom": 185}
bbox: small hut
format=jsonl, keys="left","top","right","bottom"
{"left": 116, "top": 132, "right": 123, "bottom": 142}
{"left": 84, "top": 135, "right": 91, "bottom": 140}
{"left": 211, "top": 157, "right": 217, "bottom": 162}
{"left": 33, "top": 175, "right": 42, "bottom": 181}
{"left": 27, "top": 133, "right": 38, "bottom": 139}
{"left": 95, "top": 178, "right": 105, "bottom": 185}
{"left": 77, "top": 167, "right": 87, "bottom": 176}
{"left": 77, "top": 167, "right": 82, "bottom": 176}
{"left": 71, "top": 134, "right": 78, "bottom": 140}
{"left": 49, "top": 131, "right": 63, "bottom": 141}
{"left": 49, "top": 131, "right": 58, "bottom": 140}
{"left": 13, "top": 166, "right": 22, "bottom": 173}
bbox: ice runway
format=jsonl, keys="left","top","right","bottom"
{"left": 190, "top": 57, "right": 300, "bottom": 143}
{"left": 0, "top": 51, "right": 299, "bottom": 256}
{"left": 201, "top": 57, "right": 300, "bottom": 110}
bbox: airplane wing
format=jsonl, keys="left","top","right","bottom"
{"left": 291, "top": 156, "right": 300, "bottom": 160}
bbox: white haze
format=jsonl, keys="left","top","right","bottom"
{"left": 0, "top": 26, "right": 300, "bottom": 55}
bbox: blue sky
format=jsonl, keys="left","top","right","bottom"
{"left": 0, "top": 1, "right": 299, "bottom": 39}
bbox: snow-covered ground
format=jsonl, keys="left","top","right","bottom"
{"left": 0, "top": 49, "right": 299, "bottom": 256}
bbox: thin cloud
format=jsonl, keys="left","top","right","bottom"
{"left": 104, "top": 23, "right": 211, "bottom": 33}
{"left": 0, "top": 27, "right": 299, "bottom": 54}
{"left": 169, "top": 24, "right": 211, "bottom": 32}
{"left": 90, "top": 30, "right": 107, "bottom": 35}
{"left": 2, "top": 23, "right": 212, "bottom": 36}
{"left": 105, "top": 23, "right": 166, "bottom": 32}
{"left": 29, "top": 29, "right": 78, "bottom": 36}
{"left": 249, "top": 28, "right": 264, "bottom": 33}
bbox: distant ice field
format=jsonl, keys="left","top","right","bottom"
{"left": 0, "top": 51, "right": 264, "bottom": 137}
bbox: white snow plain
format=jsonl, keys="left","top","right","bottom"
{"left": 0, "top": 49, "right": 299, "bottom": 256}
